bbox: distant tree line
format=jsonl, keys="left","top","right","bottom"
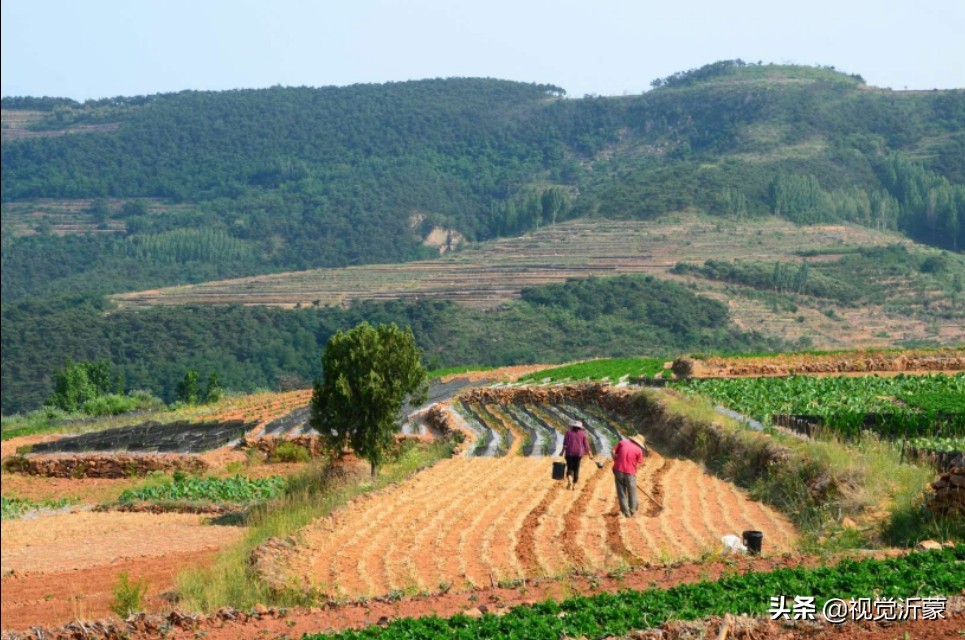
{"left": 0, "top": 275, "right": 786, "bottom": 414}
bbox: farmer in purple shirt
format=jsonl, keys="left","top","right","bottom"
{"left": 559, "top": 420, "right": 593, "bottom": 489}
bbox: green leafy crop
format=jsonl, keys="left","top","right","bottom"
{"left": 673, "top": 373, "right": 964, "bottom": 437}
{"left": 1, "top": 496, "right": 71, "bottom": 520}
{"left": 303, "top": 547, "right": 964, "bottom": 639}
{"left": 117, "top": 474, "right": 285, "bottom": 505}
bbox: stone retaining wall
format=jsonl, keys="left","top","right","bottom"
{"left": 2, "top": 452, "right": 208, "bottom": 478}
{"left": 929, "top": 466, "right": 965, "bottom": 517}
{"left": 242, "top": 434, "right": 327, "bottom": 458}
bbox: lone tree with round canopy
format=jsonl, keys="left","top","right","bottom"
{"left": 310, "top": 322, "right": 428, "bottom": 476}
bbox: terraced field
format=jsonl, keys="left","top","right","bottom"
{"left": 0, "top": 109, "right": 121, "bottom": 143}
{"left": 270, "top": 398, "right": 797, "bottom": 598}
{"left": 114, "top": 216, "right": 903, "bottom": 309}
{"left": 0, "top": 198, "right": 193, "bottom": 237}
{"left": 279, "top": 452, "right": 796, "bottom": 598}
{"left": 112, "top": 215, "right": 963, "bottom": 347}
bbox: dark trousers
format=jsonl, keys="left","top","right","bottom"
{"left": 565, "top": 455, "right": 583, "bottom": 483}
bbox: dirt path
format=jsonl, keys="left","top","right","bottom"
{"left": 1, "top": 550, "right": 218, "bottom": 629}
{"left": 1, "top": 511, "right": 244, "bottom": 630}
{"left": 1, "top": 434, "right": 64, "bottom": 461}
{"left": 1, "top": 512, "right": 243, "bottom": 575}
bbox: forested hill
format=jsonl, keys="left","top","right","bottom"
{"left": 3, "top": 61, "right": 964, "bottom": 303}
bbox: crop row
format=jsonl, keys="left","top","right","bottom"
{"left": 117, "top": 474, "right": 286, "bottom": 504}
{"left": 674, "top": 373, "right": 964, "bottom": 437}
{"left": 1, "top": 496, "right": 71, "bottom": 520}
{"left": 306, "top": 547, "right": 964, "bottom": 639}
{"left": 454, "top": 401, "right": 625, "bottom": 457}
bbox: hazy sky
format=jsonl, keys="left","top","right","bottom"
{"left": 2, "top": 0, "right": 963, "bottom": 100}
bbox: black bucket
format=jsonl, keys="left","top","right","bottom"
{"left": 552, "top": 461, "right": 566, "bottom": 481}
{"left": 742, "top": 530, "right": 763, "bottom": 555}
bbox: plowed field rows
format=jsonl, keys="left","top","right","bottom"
{"left": 205, "top": 389, "right": 313, "bottom": 435}
{"left": 281, "top": 452, "right": 797, "bottom": 598}
{"left": 455, "top": 401, "right": 621, "bottom": 458}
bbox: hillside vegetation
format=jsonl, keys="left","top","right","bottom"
{"left": 0, "top": 276, "right": 783, "bottom": 413}
{"left": 3, "top": 60, "right": 964, "bottom": 413}
{"left": 3, "top": 61, "right": 964, "bottom": 304}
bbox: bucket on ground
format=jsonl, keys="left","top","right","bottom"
{"left": 742, "top": 530, "right": 763, "bottom": 555}
{"left": 552, "top": 461, "right": 566, "bottom": 480}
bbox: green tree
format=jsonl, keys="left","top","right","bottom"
{"left": 49, "top": 359, "right": 97, "bottom": 412}
{"left": 87, "top": 198, "right": 111, "bottom": 224}
{"left": 203, "top": 371, "right": 222, "bottom": 404}
{"left": 176, "top": 369, "right": 201, "bottom": 405}
{"left": 309, "top": 323, "right": 428, "bottom": 476}
{"left": 48, "top": 359, "right": 114, "bottom": 412}
{"left": 119, "top": 200, "right": 149, "bottom": 218}
{"left": 540, "top": 187, "right": 568, "bottom": 226}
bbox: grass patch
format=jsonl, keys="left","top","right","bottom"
{"left": 176, "top": 439, "right": 455, "bottom": 611}
{"left": 624, "top": 389, "right": 956, "bottom": 549}
{"left": 427, "top": 365, "right": 496, "bottom": 379}
{"left": 519, "top": 358, "right": 668, "bottom": 383}
{"left": 110, "top": 571, "right": 149, "bottom": 618}
{"left": 1, "top": 407, "right": 73, "bottom": 440}
{"left": 269, "top": 441, "right": 311, "bottom": 463}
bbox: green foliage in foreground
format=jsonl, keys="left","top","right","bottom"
{"left": 674, "top": 373, "right": 965, "bottom": 437}
{"left": 117, "top": 474, "right": 286, "bottom": 505}
{"left": 305, "top": 548, "right": 964, "bottom": 639}
{"left": 1, "top": 496, "right": 71, "bottom": 520}
{"left": 519, "top": 358, "right": 668, "bottom": 383}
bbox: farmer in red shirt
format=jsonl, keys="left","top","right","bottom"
{"left": 559, "top": 420, "right": 593, "bottom": 489}
{"left": 612, "top": 434, "right": 648, "bottom": 517}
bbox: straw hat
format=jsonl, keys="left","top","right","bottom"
{"left": 629, "top": 434, "right": 648, "bottom": 452}
{"left": 568, "top": 420, "right": 584, "bottom": 429}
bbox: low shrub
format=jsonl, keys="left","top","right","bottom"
{"left": 270, "top": 441, "right": 311, "bottom": 463}
{"left": 110, "top": 571, "right": 148, "bottom": 618}
{"left": 81, "top": 391, "right": 164, "bottom": 416}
